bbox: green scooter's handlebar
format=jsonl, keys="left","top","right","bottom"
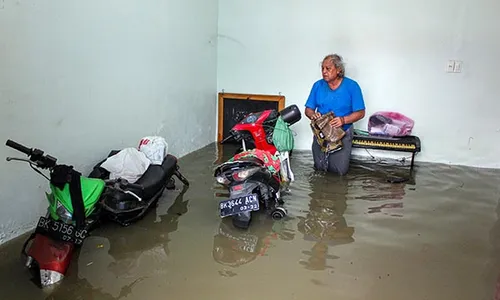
{"left": 5, "top": 139, "right": 58, "bottom": 169}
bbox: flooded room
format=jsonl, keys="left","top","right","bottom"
{"left": 1, "top": 0, "right": 499, "bottom": 299}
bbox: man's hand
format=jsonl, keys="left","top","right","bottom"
{"left": 306, "top": 107, "right": 321, "bottom": 121}
{"left": 310, "top": 112, "right": 321, "bottom": 120}
{"left": 329, "top": 117, "right": 344, "bottom": 128}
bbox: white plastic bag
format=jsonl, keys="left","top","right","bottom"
{"left": 101, "top": 147, "right": 151, "bottom": 183}
{"left": 138, "top": 136, "right": 169, "bottom": 165}
{"left": 277, "top": 151, "right": 294, "bottom": 182}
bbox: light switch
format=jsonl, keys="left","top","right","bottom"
{"left": 446, "top": 60, "right": 455, "bottom": 73}
{"left": 453, "top": 60, "right": 463, "bottom": 73}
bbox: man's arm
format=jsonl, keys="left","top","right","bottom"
{"left": 342, "top": 109, "right": 365, "bottom": 124}
{"left": 331, "top": 109, "right": 365, "bottom": 128}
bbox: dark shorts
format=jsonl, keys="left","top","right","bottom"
{"left": 311, "top": 126, "right": 354, "bottom": 175}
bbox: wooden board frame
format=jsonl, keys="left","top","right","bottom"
{"left": 217, "top": 92, "right": 285, "bottom": 142}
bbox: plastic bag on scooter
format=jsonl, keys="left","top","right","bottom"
{"left": 101, "top": 147, "right": 151, "bottom": 183}
{"left": 138, "top": 136, "right": 169, "bottom": 165}
{"left": 272, "top": 116, "right": 294, "bottom": 152}
{"left": 368, "top": 111, "right": 414, "bottom": 137}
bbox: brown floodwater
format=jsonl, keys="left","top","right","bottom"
{"left": 1, "top": 142, "right": 500, "bottom": 300}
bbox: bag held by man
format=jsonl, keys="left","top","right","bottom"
{"left": 310, "top": 112, "right": 345, "bottom": 153}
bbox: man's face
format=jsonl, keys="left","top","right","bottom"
{"left": 321, "top": 60, "right": 338, "bottom": 82}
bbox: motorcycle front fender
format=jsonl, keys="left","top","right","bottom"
{"left": 24, "top": 233, "right": 75, "bottom": 287}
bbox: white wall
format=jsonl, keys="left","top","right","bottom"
{"left": 0, "top": 0, "right": 218, "bottom": 244}
{"left": 217, "top": 0, "right": 500, "bottom": 168}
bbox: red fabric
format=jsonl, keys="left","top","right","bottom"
{"left": 231, "top": 149, "right": 281, "bottom": 174}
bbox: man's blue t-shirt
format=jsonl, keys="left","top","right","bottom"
{"left": 305, "top": 77, "right": 365, "bottom": 131}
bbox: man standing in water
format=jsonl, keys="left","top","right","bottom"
{"left": 304, "top": 54, "right": 366, "bottom": 175}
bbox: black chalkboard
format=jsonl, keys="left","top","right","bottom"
{"left": 217, "top": 93, "right": 285, "bottom": 143}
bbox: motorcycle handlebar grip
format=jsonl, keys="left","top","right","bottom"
{"left": 5, "top": 139, "right": 32, "bottom": 155}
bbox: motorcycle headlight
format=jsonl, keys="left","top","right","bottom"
{"left": 56, "top": 201, "right": 73, "bottom": 224}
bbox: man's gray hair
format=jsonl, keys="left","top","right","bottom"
{"left": 323, "top": 54, "right": 345, "bottom": 77}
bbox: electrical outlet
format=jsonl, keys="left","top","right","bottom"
{"left": 453, "top": 60, "right": 463, "bottom": 73}
{"left": 446, "top": 60, "right": 455, "bottom": 73}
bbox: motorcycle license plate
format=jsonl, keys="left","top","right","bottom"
{"left": 35, "top": 216, "right": 88, "bottom": 246}
{"left": 219, "top": 194, "right": 259, "bottom": 217}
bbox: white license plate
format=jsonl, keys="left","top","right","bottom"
{"left": 219, "top": 194, "right": 259, "bottom": 217}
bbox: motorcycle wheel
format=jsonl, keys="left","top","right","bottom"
{"left": 271, "top": 207, "right": 287, "bottom": 220}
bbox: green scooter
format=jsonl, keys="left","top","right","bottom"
{"left": 5, "top": 138, "right": 189, "bottom": 288}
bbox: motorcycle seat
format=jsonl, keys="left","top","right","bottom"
{"left": 89, "top": 150, "right": 178, "bottom": 200}
{"left": 134, "top": 154, "right": 177, "bottom": 199}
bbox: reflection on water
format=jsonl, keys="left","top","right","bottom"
{"left": 212, "top": 214, "right": 295, "bottom": 269}
{"left": 297, "top": 174, "right": 354, "bottom": 271}
{"left": 0, "top": 142, "right": 499, "bottom": 300}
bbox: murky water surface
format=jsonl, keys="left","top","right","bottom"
{"left": 1, "top": 143, "right": 500, "bottom": 300}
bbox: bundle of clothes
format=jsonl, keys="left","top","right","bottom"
{"left": 229, "top": 148, "right": 282, "bottom": 175}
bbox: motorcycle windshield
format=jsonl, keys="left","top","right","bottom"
{"left": 50, "top": 177, "right": 106, "bottom": 216}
